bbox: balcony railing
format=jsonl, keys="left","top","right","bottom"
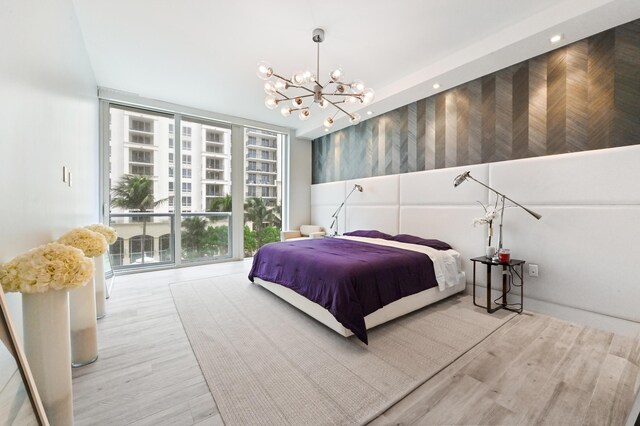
{"left": 205, "top": 171, "right": 224, "bottom": 180}
{"left": 181, "top": 212, "right": 232, "bottom": 263}
{"left": 109, "top": 212, "right": 174, "bottom": 271}
{"left": 109, "top": 211, "right": 232, "bottom": 271}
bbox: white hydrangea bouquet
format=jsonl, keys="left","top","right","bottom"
{"left": 58, "top": 227, "right": 108, "bottom": 258}
{"left": 85, "top": 224, "right": 117, "bottom": 245}
{"left": 0, "top": 243, "right": 94, "bottom": 293}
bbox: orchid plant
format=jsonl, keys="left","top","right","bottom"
{"left": 473, "top": 200, "right": 501, "bottom": 246}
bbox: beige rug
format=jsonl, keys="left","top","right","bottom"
{"left": 171, "top": 274, "right": 515, "bottom": 426}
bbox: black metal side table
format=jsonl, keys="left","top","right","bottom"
{"left": 471, "top": 256, "right": 525, "bottom": 314}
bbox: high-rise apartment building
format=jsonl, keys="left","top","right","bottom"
{"left": 244, "top": 129, "right": 282, "bottom": 206}
{"left": 108, "top": 108, "right": 283, "bottom": 267}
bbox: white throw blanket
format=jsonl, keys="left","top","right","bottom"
{"left": 338, "top": 236, "right": 462, "bottom": 291}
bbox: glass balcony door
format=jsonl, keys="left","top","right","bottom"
{"left": 243, "top": 128, "right": 284, "bottom": 257}
{"left": 105, "top": 105, "right": 233, "bottom": 271}
{"left": 180, "top": 118, "right": 232, "bottom": 263}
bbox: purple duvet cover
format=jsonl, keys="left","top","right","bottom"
{"left": 248, "top": 238, "right": 438, "bottom": 344}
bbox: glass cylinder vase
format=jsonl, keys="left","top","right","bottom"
{"left": 69, "top": 274, "right": 98, "bottom": 367}
{"left": 23, "top": 290, "right": 74, "bottom": 426}
{"left": 94, "top": 254, "right": 106, "bottom": 319}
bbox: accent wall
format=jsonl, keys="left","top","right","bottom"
{"left": 312, "top": 19, "right": 640, "bottom": 184}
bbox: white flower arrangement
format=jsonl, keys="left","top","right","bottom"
{"left": 0, "top": 243, "right": 94, "bottom": 293}
{"left": 473, "top": 201, "right": 501, "bottom": 247}
{"left": 473, "top": 204, "right": 500, "bottom": 227}
{"left": 85, "top": 223, "right": 118, "bottom": 245}
{"left": 58, "top": 227, "right": 108, "bottom": 257}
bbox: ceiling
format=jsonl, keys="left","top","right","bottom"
{"left": 73, "top": 0, "right": 640, "bottom": 139}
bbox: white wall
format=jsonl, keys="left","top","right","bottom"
{"left": 0, "top": 0, "right": 99, "bottom": 332}
{"left": 311, "top": 145, "right": 640, "bottom": 330}
{"left": 288, "top": 135, "right": 311, "bottom": 230}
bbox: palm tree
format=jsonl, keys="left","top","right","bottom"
{"left": 208, "top": 195, "right": 232, "bottom": 212}
{"left": 182, "top": 216, "right": 209, "bottom": 258}
{"left": 244, "top": 197, "right": 282, "bottom": 250}
{"left": 244, "top": 197, "right": 277, "bottom": 234}
{"left": 111, "top": 175, "right": 166, "bottom": 264}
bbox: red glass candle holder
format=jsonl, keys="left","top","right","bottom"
{"left": 498, "top": 249, "right": 511, "bottom": 263}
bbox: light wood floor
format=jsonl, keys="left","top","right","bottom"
{"left": 72, "top": 260, "right": 640, "bottom": 425}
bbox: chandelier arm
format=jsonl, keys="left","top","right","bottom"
{"left": 321, "top": 93, "right": 363, "bottom": 98}
{"left": 272, "top": 73, "right": 293, "bottom": 84}
{"left": 289, "top": 85, "right": 315, "bottom": 94}
{"left": 322, "top": 97, "right": 355, "bottom": 118}
{"left": 288, "top": 94, "right": 314, "bottom": 100}
{"left": 275, "top": 91, "right": 291, "bottom": 100}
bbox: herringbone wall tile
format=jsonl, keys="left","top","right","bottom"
{"left": 312, "top": 20, "right": 640, "bottom": 184}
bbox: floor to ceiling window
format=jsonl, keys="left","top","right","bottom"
{"left": 180, "top": 118, "right": 232, "bottom": 263}
{"left": 108, "top": 106, "right": 175, "bottom": 269}
{"left": 243, "top": 128, "right": 284, "bottom": 257}
{"left": 106, "top": 105, "right": 236, "bottom": 271}
{"left": 103, "top": 102, "right": 288, "bottom": 271}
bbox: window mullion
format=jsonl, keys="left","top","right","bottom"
{"left": 174, "top": 114, "right": 182, "bottom": 266}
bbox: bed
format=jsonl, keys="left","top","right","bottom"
{"left": 248, "top": 232, "right": 465, "bottom": 344}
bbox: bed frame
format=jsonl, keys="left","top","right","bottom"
{"left": 253, "top": 273, "right": 466, "bottom": 338}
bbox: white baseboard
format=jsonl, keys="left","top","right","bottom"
{"left": 467, "top": 285, "right": 640, "bottom": 338}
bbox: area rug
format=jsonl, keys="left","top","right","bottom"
{"left": 170, "top": 274, "right": 515, "bottom": 426}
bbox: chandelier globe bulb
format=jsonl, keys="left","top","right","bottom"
{"left": 256, "top": 61, "right": 273, "bottom": 80}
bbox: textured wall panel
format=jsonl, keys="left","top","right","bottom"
{"left": 425, "top": 97, "right": 436, "bottom": 171}
{"left": 614, "top": 20, "right": 640, "bottom": 148}
{"left": 456, "top": 86, "right": 470, "bottom": 166}
{"left": 445, "top": 90, "right": 458, "bottom": 167}
{"left": 587, "top": 29, "right": 614, "bottom": 150}
{"left": 547, "top": 48, "right": 566, "bottom": 156}
{"left": 496, "top": 66, "right": 513, "bottom": 161}
{"left": 407, "top": 103, "right": 418, "bottom": 173}
{"left": 512, "top": 64, "right": 529, "bottom": 159}
{"left": 528, "top": 56, "right": 547, "bottom": 157}
{"left": 435, "top": 94, "right": 446, "bottom": 169}
{"left": 468, "top": 79, "right": 482, "bottom": 165}
{"left": 481, "top": 75, "right": 496, "bottom": 163}
{"left": 312, "top": 20, "right": 640, "bottom": 184}
{"left": 416, "top": 99, "right": 426, "bottom": 171}
{"left": 566, "top": 40, "right": 589, "bottom": 153}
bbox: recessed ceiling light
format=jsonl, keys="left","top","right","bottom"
{"left": 550, "top": 34, "right": 563, "bottom": 44}
{"left": 432, "top": 83, "right": 441, "bottom": 89}
{"left": 366, "top": 111, "right": 373, "bottom": 115}
{"left": 324, "top": 128, "right": 329, "bottom": 132}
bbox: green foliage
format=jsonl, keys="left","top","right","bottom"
{"left": 257, "top": 226, "right": 280, "bottom": 247}
{"left": 243, "top": 198, "right": 282, "bottom": 256}
{"left": 110, "top": 174, "right": 167, "bottom": 265}
{"left": 244, "top": 225, "right": 257, "bottom": 257}
{"left": 208, "top": 195, "right": 232, "bottom": 213}
{"left": 205, "top": 225, "right": 229, "bottom": 255}
{"left": 181, "top": 217, "right": 209, "bottom": 259}
{"left": 111, "top": 174, "right": 164, "bottom": 212}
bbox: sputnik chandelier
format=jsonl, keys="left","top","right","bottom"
{"left": 256, "top": 28, "right": 374, "bottom": 128}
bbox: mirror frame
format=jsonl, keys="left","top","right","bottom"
{"left": 0, "top": 288, "right": 49, "bottom": 425}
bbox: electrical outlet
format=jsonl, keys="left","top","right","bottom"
{"left": 529, "top": 264, "right": 539, "bottom": 277}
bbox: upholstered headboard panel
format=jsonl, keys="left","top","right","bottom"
{"left": 310, "top": 145, "right": 640, "bottom": 323}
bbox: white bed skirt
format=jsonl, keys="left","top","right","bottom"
{"left": 253, "top": 272, "right": 466, "bottom": 338}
